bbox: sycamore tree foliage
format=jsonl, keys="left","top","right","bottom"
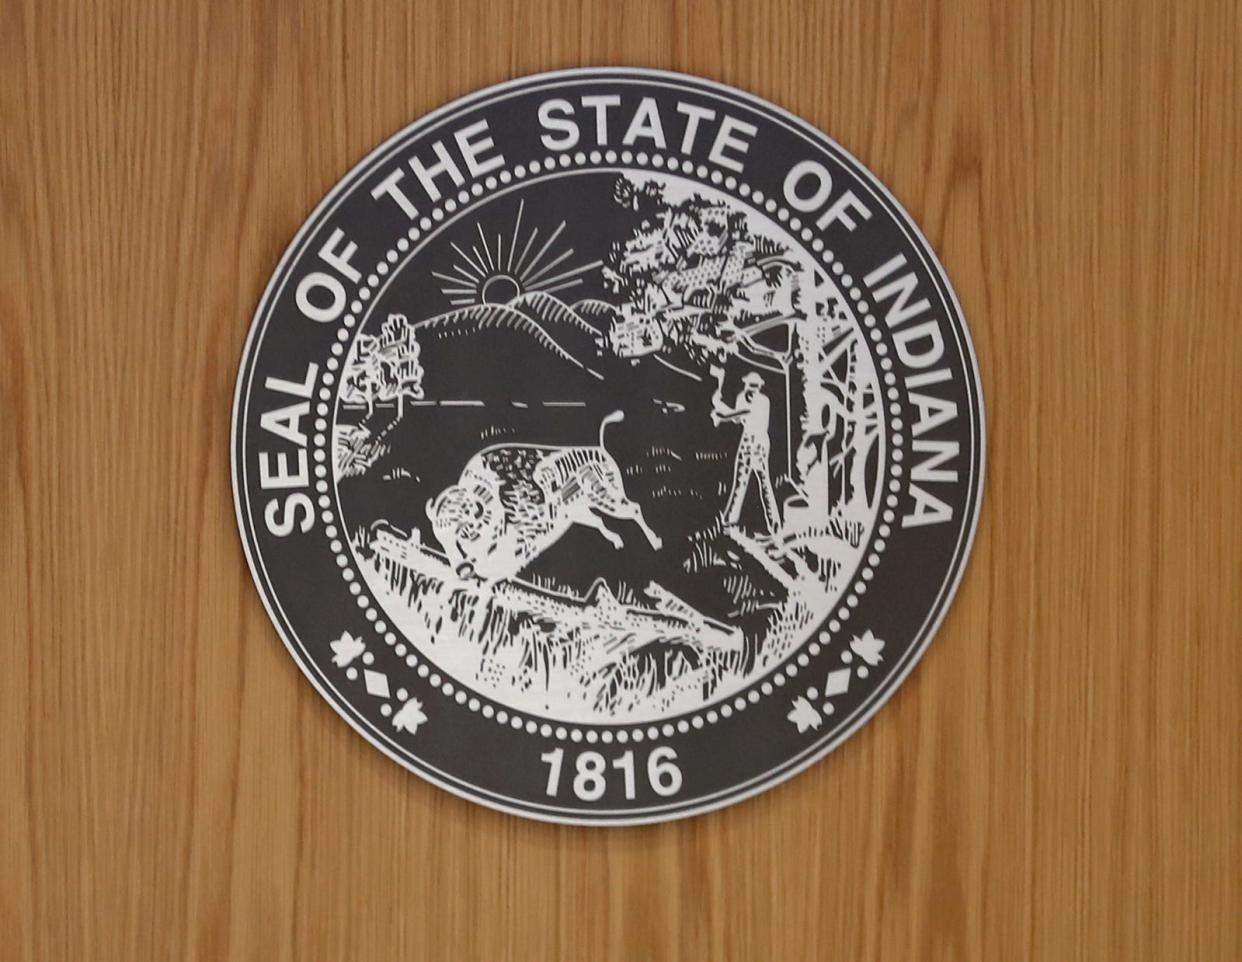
{"left": 602, "top": 178, "right": 797, "bottom": 369}
{"left": 603, "top": 179, "right": 884, "bottom": 547}
{"left": 340, "top": 313, "right": 425, "bottom": 418}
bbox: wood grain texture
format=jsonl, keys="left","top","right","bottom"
{"left": 2, "top": 0, "right": 1239, "bottom": 958}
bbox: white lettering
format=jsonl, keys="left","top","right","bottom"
{"left": 815, "top": 189, "right": 871, "bottom": 231}
{"left": 783, "top": 159, "right": 834, "bottom": 212}
{"left": 538, "top": 98, "right": 579, "bottom": 150}
{"left": 675, "top": 102, "right": 716, "bottom": 154}
{"left": 264, "top": 494, "right": 314, "bottom": 537}
{"left": 580, "top": 94, "right": 621, "bottom": 144}
{"left": 709, "top": 116, "right": 757, "bottom": 172}
{"left": 409, "top": 141, "right": 464, "bottom": 202}
{"left": 370, "top": 169, "right": 419, "bottom": 220}
{"left": 894, "top": 319, "right": 945, "bottom": 370}
{"left": 903, "top": 485, "right": 955, "bottom": 528}
{"left": 318, "top": 228, "right": 360, "bottom": 284}
{"left": 622, "top": 96, "right": 667, "bottom": 148}
{"left": 295, "top": 271, "right": 345, "bottom": 323}
{"left": 454, "top": 119, "right": 504, "bottom": 177}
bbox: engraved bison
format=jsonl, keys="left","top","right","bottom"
{"left": 426, "top": 411, "right": 662, "bottom": 581}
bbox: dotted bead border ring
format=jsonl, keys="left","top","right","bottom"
{"left": 309, "top": 151, "right": 905, "bottom": 742}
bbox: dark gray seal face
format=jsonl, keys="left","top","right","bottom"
{"left": 232, "top": 68, "right": 985, "bottom": 824}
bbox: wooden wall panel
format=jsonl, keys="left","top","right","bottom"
{"left": 2, "top": 0, "right": 1238, "bottom": 958}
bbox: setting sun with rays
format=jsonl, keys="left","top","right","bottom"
{"left": 431, "top": 200, "right": 603, "bottom": 306}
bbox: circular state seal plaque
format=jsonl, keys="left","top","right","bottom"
{"left": 232, "top": 69, "right": 985, "bottom": 824}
